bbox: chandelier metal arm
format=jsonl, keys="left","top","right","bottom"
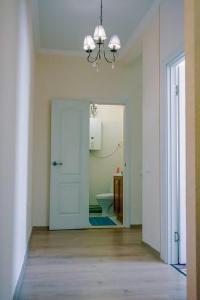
{"left": 87, "top": 43, "right": 103, "bottom": 63}
{"left": 87, "top": 47, "right": 116, "bottom": 65}
{"left": 87, "top": 50, "right": 99, "bottom": 63}
{"left": 103, "top": 50, "right": 116, "bottom": 64}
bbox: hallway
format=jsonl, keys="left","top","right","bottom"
{"left": 17, "top": 228, "right": 186, "bottom": 300}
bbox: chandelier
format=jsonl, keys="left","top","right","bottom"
{"left": 83, "top": 0, "right": 121, "bottom": 71}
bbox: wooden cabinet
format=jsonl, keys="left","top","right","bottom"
{"left": 114, "top": 176, "right": 123, "bottom": 223}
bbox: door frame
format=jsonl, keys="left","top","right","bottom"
{"left": 51, "top": 98, "right": 132, "bottom": 228}
{"left": 87, "top": 98, "right": 131, "bottom": 228}
{"left": 167, "top": 54, "right": 186, "bottom": 264}
{"left": 160, "top": 52, "right": 185, "bottom": 263}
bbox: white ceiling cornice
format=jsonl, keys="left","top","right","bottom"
{"left": 38, "top": 48, "right": 86, "bottom": 57}
{"left": 120, "top": 0, "right": 163, "bottom": 60}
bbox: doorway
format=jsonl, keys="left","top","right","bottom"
{"left": 89, "top": 104, "right": 124, "bottom": 227}
{"left": 49, "top": 100, "right": 130, "bottom": 230}
{"left": 167, "top": 55, "right": 186, "bottom": 273}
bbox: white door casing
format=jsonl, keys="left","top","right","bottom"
{"left": 50, "top": 100, "right": 89, "bottom": 230}
{"left": 167, "top": 55, "right": 186, "bottom": 264}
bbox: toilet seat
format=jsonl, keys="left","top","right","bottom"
{"left": 96, "top": 193, "right": 113, "bottom": 200}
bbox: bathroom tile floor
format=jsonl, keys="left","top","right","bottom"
{"left": 17, "top": 228, "right": 186, "bottom": 300}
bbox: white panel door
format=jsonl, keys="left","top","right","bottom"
{"left": 50, "top": 100, "right": 89, "bottom": 229}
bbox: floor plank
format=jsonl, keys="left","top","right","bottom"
{"left": 17, "top": 228, "right": 186, "bottom": 300}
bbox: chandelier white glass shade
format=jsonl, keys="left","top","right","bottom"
{"left": 108, "top": 35, "right": 121, "bottom": 50}
{"left": 93, "top": 25, "right": 107, "bottom": 42}
{"left": 83, "top": 35, "right": 96, "bottom": 51}
{"left": 83, "top": 0, "right": 121, "bottom": 69}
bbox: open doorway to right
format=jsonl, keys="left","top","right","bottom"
{"left": 168, "top": 55, "right": 187, "bottom": 276}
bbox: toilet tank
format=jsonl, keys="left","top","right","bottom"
{"left": 89, "top": 117, "right": 102, "bottom": 150}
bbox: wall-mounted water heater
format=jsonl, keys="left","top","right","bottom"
{"left": 89, "top": 117, "right": 102, "bottom": 150}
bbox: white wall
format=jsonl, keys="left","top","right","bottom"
{"left": 89, "top": 105, "right": 124, "bottom": 206}
{"left": 0, "top": 0, "right": 34, "bottom": 299}
{"left": 32, "top": 55, "right": 143, "bottom": 226}
{"left": 142, "top": 11, "right": 160, "bottom": 252}
{"left": 142, "top": 0, "right": 184, "bottom": 253}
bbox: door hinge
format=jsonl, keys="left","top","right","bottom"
{"left": 174, "top": 231, "right": 180, "bottom": 242}
{"left": 175, "top": 85, "right": 179, "bottom": 96}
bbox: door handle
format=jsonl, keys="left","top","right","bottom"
{"left": 52, "top": 161, "right": 63, "bottom": 166}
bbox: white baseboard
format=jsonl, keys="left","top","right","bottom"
{"left": 13, "top": 229, "right": 32, "bottom": 300}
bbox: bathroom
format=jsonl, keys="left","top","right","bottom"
{"left": 89, "top": 104, "right": 124, "bottom": 227}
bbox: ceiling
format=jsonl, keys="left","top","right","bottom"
{"left": 33, "top": 0, "right": 157, "bottom": 54}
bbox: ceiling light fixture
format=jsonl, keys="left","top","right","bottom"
{"left": 83, "top": 0, "right": 121, "bottom": 71}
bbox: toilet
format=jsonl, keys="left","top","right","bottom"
{"left": 96, "top": 193, "right": 114, "bottom": 216}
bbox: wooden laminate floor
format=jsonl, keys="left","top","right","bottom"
{"left": 17, "top": 228, "right": 186, "bottom": 300}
